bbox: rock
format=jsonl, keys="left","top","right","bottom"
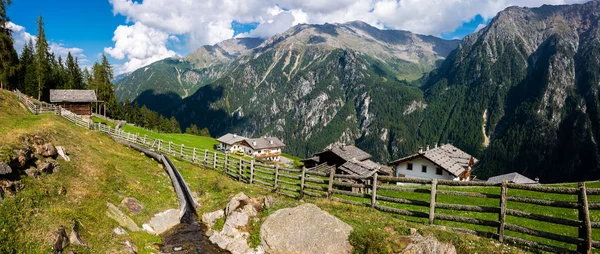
{"left": 0, "top": 187, "right": 3, "bottom": 202}
{"left": 263, "top": 196, "right": 274, "bottom": 209}
{"left": 56, "top": 146, "right": 70, "bottom": 161}
{"left": 36, "top": 159, "right": 56, "bottom": 174}
{"left": 124, "top": 240, "right": 138, "bottom": 254}
{"left": 105, "top": 202, "right": 141, "bottom": 232}
{"left": 202, "top": 209, "right": 225, "bottom": 228}
{"left": 120, "top": 197, "right": 143, "bottom": 214}
{"left": 53, "top": 226, "right": 69, "bottom": 254}
{"left": 0, "top": 162, "right": 12, "bottom": 175}
{"left": 400, "top": 235, "right": 456, "bottom": 254}
{"left": 410, "top": 228, "right": 418, "bottom": 235}
{"left": 260, "top": 204, "right": 353, "bottom": 254}
{"left": 57, "top": 186, "right": 67, "bottom": 195}
{"left": 142, "top": 224, "right": 155, "bottom": 234}
{"left": 24, "top": 168, "right": 40, "bottom": 178}
{"left": 69, "top": 221, "right": 85, "bottom": 246}
{"left": 113, "top": 227, "right": 128, "bottom": 235}
{"left": 226, "top": 192, "right": 250, "bottom": 216}
{"left": 173, "top": 246, "right": 183, "bottom": 251}
{"left": 41, "top": 143, "right": 58, "bottom": 158}
{"left": 11, "top": 148, "right": 32, "bottom": 169}
{"left": 1, "top": 180, "right": 24, "bottom": 196}
{"left": 147, "top": 209, "right": 179, "bottom": 235}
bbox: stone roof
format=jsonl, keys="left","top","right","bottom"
{"left": 487, "top": 172, "right": 538, "bottom": 184}
{"left": 244, "top": 137, "right": 286, "bottom": 150}
{"left": 50, "top": 89, "right": 97, "bottom": 103}
{"left": 389, "top": 144, "right": 477, "bottom": 177}
{"left": 339, "top": 159, "right": 392, "bottom": 177}
{"left": 321, "top": 145, "right": 372, "bottom": 162}
{"left": 216, "top": 133, "right": 247, "bottom": 145}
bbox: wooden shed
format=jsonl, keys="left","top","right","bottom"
{"left": 50, "top": 89, "right": 98, "bottom": 116}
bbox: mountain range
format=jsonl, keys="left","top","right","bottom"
{"left": 115, "top": 0, "right": 600, "bottom": 183}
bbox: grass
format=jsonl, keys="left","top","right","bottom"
{"left": 0, "top": 90, "right": 179, "bottom": 253}
{"left": 1, "top": 89, "right": 523, "bottom": 253}
{"left": 91, "top": 116, "right": 117, "bottom": 128}
{"left": 121, "top": 124, "right": 219, "bottom": 151}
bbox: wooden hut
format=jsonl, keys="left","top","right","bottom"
{"left": 50, "top": 89, "right": 98, "bottom": 116}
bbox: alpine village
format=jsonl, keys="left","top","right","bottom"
{"left": 2, "top": 1, "right": 600, "bottom": 253}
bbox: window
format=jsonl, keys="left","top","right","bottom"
{"left": 422, "top": 165, "right": 427, "bottom": 173}
{"left": 436, "top": 167, "right": 443, "bottom": 175}
{"left": 407, "top": 163, "right": 413, "bottom": 170}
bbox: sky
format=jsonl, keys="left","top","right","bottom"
{"left": 7, "top": 0, "right": 591, "bottom": 75}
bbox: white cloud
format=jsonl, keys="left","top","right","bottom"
{"left": 8, "top": 22, "right": 89, "bottom": 65}
{"left": 104, "top": 22, "right": 178, "bottom": 74}
{"left": 474, "top": 24, "right": 487, "bottom": 33}
{"left": 107, "top": 0, "right": 592, "bottom": 74}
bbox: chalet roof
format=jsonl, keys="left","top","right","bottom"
{"left": 339, "top": 159, "right": 392, "bottom": 177}
{"left": 244, "top": 137, "right": 286, "bottom": 150}
{"left": 487, "top": 172, "right": 538, "bottom": 184}
{"left": 389, "top": 144, "right": 478, "bottom": 177}
{"left": 300, "top": 156, "right": 319, "bottom": 163}
{"left": 216, "top": 133, "right": 247, "bottom": 145}
{"left": 317, "top": 145, "right": 372, "bottom": 162}
{"left": 50, "top": 89, "right": 97, "bottom": 103}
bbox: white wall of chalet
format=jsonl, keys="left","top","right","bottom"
{"left": 394, "top": 157, "right": 456, "bottom": 181}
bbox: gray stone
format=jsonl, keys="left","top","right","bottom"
{"left": 25, "top": 168, "right": 40, "bottom": 178}
{"left": 260, "top": 204, "right": 353, "bottom": 254}
{"left": 410, "top": 228, "right": 418, "bottom": 235}
{"left": 36, "top": 160, "right": 55, "bottom": 174}
{"left": 0, "top": 162, "right": 12, "bottom": 175}
{"left": 12, "top": 149, "right": 32, "bottom": 169}
{"left": 41, "top": 143, "right": 58, "bottom": 158}
{"left": 263, "top": 195, "right": 274, "bottom": 209}
{"left": 226, "top": 192, "right": 250, "bottom": 216}
{"left": 147, "top": 209, "right": 179, "bottom": 235}
{"left": 105, "top": 202, "right": 141, "bottom": 232}
{"left": 53, "top": 226, "right": 69, "bottom": 254}
{"left": 123, "top": 240, "right": 138, "bottom": 254}
{"left": 400, "top": 235, "right": 456, "bottom": 254}
{"left": 69, "top": 221, "right": 85, "bottom": 246}
{"left": 202, "top": 209, "right": 224, "bottom": 229}
{"left": 113, "top": 227, "right": 128, "bottom": 235}
{"left": 120, "top": 197, "right": 143, "bottom": 214}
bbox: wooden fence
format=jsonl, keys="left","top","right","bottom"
{"left": 28, "top": 99, "right": 600, "bottom": 253}
{"left": 15, "top": 90, "right": 56, "bottom": 115}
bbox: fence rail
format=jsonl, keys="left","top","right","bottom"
{"left": 17, "top": 93, "right": 600, "bottom": 253}
{"left": 15, "top": 90, "right": 56, "bottom": 115}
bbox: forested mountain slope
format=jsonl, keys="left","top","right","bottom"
{"left": 418, "top": 0, "right": 600, "bottom": 182}
{"left": 169, "top": 21, "right": 459, "bottom": 161}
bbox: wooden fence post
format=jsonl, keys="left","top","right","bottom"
{"left": 429, "top": 179, "right": 438, "bottom": 225}
{"left": 300, "top": 167, "right": 306, "bottom": 199}
{"left": 578, "top": 182, "right": 592, "bottom": 254}
{"left": 192, "top": 148, "right": 197, "bottom": 163}
{"left": 213, "top": 152, "right": 217, "bottom": 169}
{"left": 180, "top": 144, "right": 184, "bottom": 158}
{"left": 328, "top": 169, "right": 335, "bottom": 200}
{"left": 498, "top": 180, "right": 508, "bottom": 242}
{"left": 371, "top": 173, "right": 378, "bottom": 207}
{"left": 250, "top": 160, "right": 254, "bottom": 184}
{"left": 224, "top": 153, "right": 229, "bottom": 173}
{"left": 238, "top": 158, "right": 243, "bottom": 181}
{"left": 274, "top": 165, "right": 280, "bottom": 191}
{"left": 143, "top": 135, "right": 147, "bottom": 145}
{"left": 168, "top": 142, "right": 172, "bottom": 155}
{"left": 204, "top": 149, "right": 208, "bottom": 166}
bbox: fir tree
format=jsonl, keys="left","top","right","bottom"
{"left": 0, "top": 0, "right": 19, "bottom": 90}
{"left": 35, "top": 15, "right": 49, "bottom": 100}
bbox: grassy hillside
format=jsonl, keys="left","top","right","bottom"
{"left": 0, "top": 90, "right": 179, "bottom": 253}
{"left": 120, "top": 124, "right": 219, "bottom": 151}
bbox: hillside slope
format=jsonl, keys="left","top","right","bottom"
{"left": 418, "top": 0, "right": 600, "bottom": 182}
{"left": 0, "top": 90, "right": 179, "bottom": 253}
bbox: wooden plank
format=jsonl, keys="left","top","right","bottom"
{"left": 238, "top": 158, "right": 243, "bottom": 182}
{"left": 300, "top": 167, "right": 306, "bottom": 199}
{"left": 332, "top": 189, "right": 369, "bottom": 198}
{"left": 332, "top": 181, "right": 365, "bottom": 188}
{"left": 371, "top": 173, "right": 378, "bottom": 208}
{"left": 435, "top": 214, "right": 499, "bottom": 228}
{"left": 437, "top": 190, "right": 501, "bottom": 199}
{"left": 436, "top": 203, "right": 500, "bottom": 213}
{"left": 429, "top": 179, "right": 437, "bottom": 225}
{"left": 378, "top": 185, "right": 430, "bottom": 193}
{"left": 254, "top": 179, "right": 273, "bottom": 187}
{"left": 505, "top": 223, "right": 583, "bottom": 246}
{"left": 499, "top": 181, "right": 507, "bottom": 242}
{"left": 332, "top": 197, "right": 368, "bottom": 207}
{"left": 304, "top": 190, "right": 327, "bottom": 198}
{"left": 506, "top": 196, "right": 578, "bottom": 208}
{"left": 503, "top": 235, "right": 574, "bottom": 253}
{"left": 274, "top": 165, "right": 280, "bottom": 191}
{"left": 507, "top": 183, "right": 579, "bottom": 194}
{"left": 506, "top": 209, "right": 582, "bottom": 227}
{"left": 328, "top": 170, "right": 335, "bottom": 200}
{"left": 334, "top": 174, "right": 370, "bottom": 180}
{"left": 376, "top": 195, "right": 430, "bottom": 207}
{"left": 374, "top": 204, "right": 429, "bottom": 218}
{"left": 578, "top": 182, "right": 592, "bottom": 254}
{"left": 250, "top": 160, "right": 254, "bottom": 184}
{"left": 305, "top": 177, "right": 327, "bottom": 184}
{"left": 304, "top": 184, "right": 328, "bottom": 192}
{"left": 278, "top": 173, "right": 301, "bottom": 180}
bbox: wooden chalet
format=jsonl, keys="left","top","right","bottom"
{"left": 388, "top": 144, "right": 477, "bottom": 181}
{"left": 303, "top": 144, "right": 392, "bottom": 192}
{"left": 50, "top": 89, "right": 98, "bottom": 116}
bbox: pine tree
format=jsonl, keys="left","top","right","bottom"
{"left": 82, "top": 67, "right": 91, "bottom": 89}
{"left": 0, "top": 0, "right": 19, "bottom": 90}
{"left": 22, "top": 38, "right": 37, "bottom": 96}
{"left": 35, "top": 15, "right": 49, "bottom": 100}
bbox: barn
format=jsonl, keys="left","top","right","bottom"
{"left": 50, "top": 89, "right": 98, "bottom": 116}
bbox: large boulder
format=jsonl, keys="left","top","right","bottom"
{"left": 260, "top": 204, "right": 353, "bottom": 254}
{"left": 0, "top": 162, "right": 12, "bottom": 175}
{"left": 41, "top": 143, "right": 58, "bottom": 158}
{"left": 105, "top": 202, "right": 141, "bottom": 232}
{"left": 11, "top": 148, "right": 32, "bottom": 169}
{"left": 146, "top": 209, "right": 180, "bottom": 235}
{"left": 400, "top": 235, "right": 456, "bottom": 254}
{"left": 52, "top": 226, "right": 69, "bottom": 254}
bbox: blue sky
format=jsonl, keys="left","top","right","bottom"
{"left": 7, "top": 0, "right": 582, "bottom": 74}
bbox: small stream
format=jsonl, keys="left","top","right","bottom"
{"left": 159, "top": 221, "right": 229, "bottom": 254}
